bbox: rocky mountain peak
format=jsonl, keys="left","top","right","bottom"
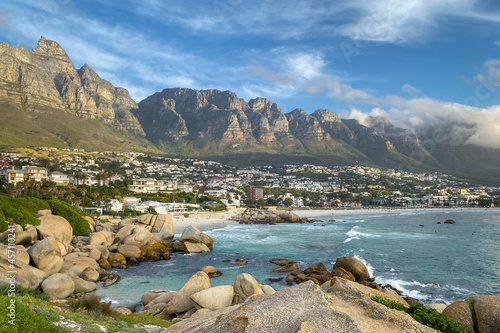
{"left": 248, "top": 97, "right": 282, "bottom": 115}
{"left": 312, "top": 109, "right": 341, "bottom": 123}
{"left": 33, "top": 36, "right": 69, "bottom": 59}
{"left": 288, "top": 108, "right": 309, "bottom": 117}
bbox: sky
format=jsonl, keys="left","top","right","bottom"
{"left": 1, "top": 0, "right": 500, "bottom": 148}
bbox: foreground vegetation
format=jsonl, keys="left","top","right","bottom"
{"left": 371, "top": 295, "right": 473, "bottom": 333}
{"left": 0, "top": 285, "right": 178, "bottom": 333}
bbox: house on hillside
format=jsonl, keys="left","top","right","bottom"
{"left": 49, "top": 171, "right": 69, "bottom": 185}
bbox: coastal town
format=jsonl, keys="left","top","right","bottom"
{"left": 1, "top": 148, "right": 498, "bottom": 215}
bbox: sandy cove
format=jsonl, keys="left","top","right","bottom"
{"left": 171, "top": 207, "right": 500, "bottom": 233}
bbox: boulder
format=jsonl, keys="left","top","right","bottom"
{"left": 98, "top": 258, "right": 111, "bottom": 269}
{"left": 168, "top": 282, "right": 363, "bottom": 333}
{"left": 425, "top": 303, "right": 447, "bottom": 313}
{"left": 15, "top": 225, "right": 38, "bottom": 246}
{"left": 140, "top": 302, "right": 168, "bottom": 316}
{"left": 102, "top": 272, "right": 120, "bottom": 287}
{"left": 118, "top": 245, "right": 142, "bottom": 259}
{"left": 173, "top": 239, "right": 186, "bottom": 252}
{"left": 191, "top": 285, "right": 234, "bottom": 310}
{"left": 0, "top": 244, "right": 30, "bottom": 265}
{"left": 140, "top": 242, "right": 171, "bottom": 261}
{"left": 332, "top": 257, "right": 370, "bottom": 282}
{"left": 466, "top": 295, "right": 500, "bottom": 333}
{"left": 151, "top": 214, "right": 174, "bottom": 239}
{"left": 141, "top": 290, "right": 170, "bottom": 306}
{"left": 71, "top": 276, "right": 97, "bottom": 293}
{"left": 37, "top": 209, "right": 52, "bottom": 217}
{"left": 444, "top": 219, "right": 456, "bottom": 224}
{"left": 83, "top": 216, "right": 96, "bottom": 232}
{"left": 184, "top": 241, "right": 210, "bottom": 254}
{"left": 331, "top": 267, "right": 356, "bottom": 282}
{"left": 59, "top": 252, "right": 100, "bottom": 277}
{"left": 261, "top": 285, "right": 276, "bottom": 295}
{"left": 108, "top": 252, "right": 126, "bottom": 267}
{"left": 79, "top": 267, "right": 99, "bottom": 282}
{"left": 54, "top": 240, "right": 68, "bottom": 257}
{"left": 41, "top": 273, "right": 75, "bottom": 299}
{"left": 269, "top": 258, "right": 294, "bottom": 266}
{"left": 180, "top": 226, "right": 213, "bottom": 249}
{"left": 304, "top": 262, "right": 330, "bottom": 276}
{"left": 115, "top": 307, "right": 132, "bottom": 315}
{"left": 36, "top": 215, "right": 73, "bottom": 250}
{"left": 27, "top": 237, "right": 63, "bottom": 275}
{"left": 89, "top": 231, "right": 114, "bottom": 247}
{"left": 200, "top": 266, "right": 222, "bottom": 277}
{"left": 234, "top": 273, "right": 263, "bottom": 301}
{"left": 0, "top": 256, "right": 48, "bottom": 289}
{"left": 163, "top": 271, "right": 211, "bottom": 314}
{"left": 136, "top": 214, "right": 154, "bottom": 226}
{"left": 273, "top": 262, "right": 298, "bottom": 272}
{"left": 88, "top": 248, "right": 101, "bottom": 261}
{"left": 123, "top": 227, "right": 153, "bottom": 248}
{"left": 442, "top": 300, "right": 474, "bottom": 331}
{"left": 149, "top": 291, "right": 177, "bottom": 306}
{"left": 381, "top": 287, "right": 410, "bottom": 308}
{"left": 115, "top": 225, "right": 136, "bottom": 241}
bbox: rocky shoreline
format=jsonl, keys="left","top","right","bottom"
{"left": 1, "top": 208, "right": 499, "bottom": 332}
{"left": 0, "top": 210, "right": 214, "bottom": 301}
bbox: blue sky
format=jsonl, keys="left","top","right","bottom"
{"left": 1, "top": 0, "right": 500, "bottom": 147}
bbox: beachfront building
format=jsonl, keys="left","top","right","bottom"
{"left": 128, "top": 178, "right": 177, "bottom": 193}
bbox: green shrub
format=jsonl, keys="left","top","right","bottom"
{"left": 0, "top": 195, "right": 40, "bottom": 229}
{"left": 68, "top": 296, "right": 112, "bottom": 317}
{"left": 0, "top": 209, "right": 6, "bottom": 232}
{"left": 15, "top": 197, "right": 50, "bottom": 215}
{"left": 113, "top": 313, "right": 180, "bottom": 329}
{"left": 183, "top": 213, "right": 189, "bottom": 218}
{"left": 371, "top": 295, "right": 474, "bottom": 333}
{"left": 0, "top": 284, "right": 49, "bottom": 301}
{"left": 48, "top": 200, "right": 91, "bottom": 236}
{"left": 0, "top": 296, "right": 68, "bottom": 333}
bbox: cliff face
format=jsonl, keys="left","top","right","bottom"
{"left": 0, "top": 36, "right": 144, "bottom": 135}
{"left": 135, "top": 88, "right": 439, "bottom": 168}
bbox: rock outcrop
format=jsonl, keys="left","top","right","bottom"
{"left": 443, "top": 295, "right": 500, "bottom": 333}
{"left": 238, "top": 209, "right": 308, "bottom": 224}
{"left": 0, "top": 37, "right": 144, "bottom": 135}
{"left": 165, "top": 281, "right": 437, "bottom": 333}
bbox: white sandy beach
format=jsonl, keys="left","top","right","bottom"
{"left": 171, "top": 207, "right": 499, "bottom": 233}
{"left": 172, "top": 209, "right": 244, "bottom": 233}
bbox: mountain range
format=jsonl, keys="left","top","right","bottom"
{"left": 0, "top": 37, "right": 499, "bottom": 183}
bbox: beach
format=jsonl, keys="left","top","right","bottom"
{"left": 171, "top": 207, "right": 499, "bottom": 232}
{"left": 172, "top": 209, "right": 244, "bottom": 233}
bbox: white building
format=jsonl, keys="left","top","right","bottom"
{"left": 49, "top": 171, "right": 69, "bottom": 185}
{"left": 109, "top": 199, "right": 123, "bottom": 212}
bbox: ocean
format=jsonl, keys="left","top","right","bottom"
{"left": 94, "top": 209, "right": 500, "bottom": 307}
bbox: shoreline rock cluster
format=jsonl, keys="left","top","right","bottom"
{"left": 136, "top": 271, "right": 277, "bottom": 322}
{"left": 0, "top": 210, "right": 213, "bottom": 301}
{"left": 236, "top": 208, "right": 308, "bottom": 224}
{"left": 271, "top": 256, "right": 414, "bottom": 307}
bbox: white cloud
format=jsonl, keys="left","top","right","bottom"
{"left": 401, "top": 84, "right": 421, "bottom": 96}
{"left": 306, "top": 75, "right": 375, "bottom": 102}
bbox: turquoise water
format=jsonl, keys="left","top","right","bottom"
{"left": 94, "top": 209, "right": 500, "bottom": 307}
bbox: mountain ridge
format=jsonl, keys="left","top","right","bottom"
{"left": 0, "top": 37, "right": 499, "bottom": 182}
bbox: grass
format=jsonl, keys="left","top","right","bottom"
{"left": 0, "top": 287, "right": 179, "bottom": 333}
{"left": 371, "top": 295, "right": 474, "bottom": 333}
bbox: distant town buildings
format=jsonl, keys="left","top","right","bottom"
{"left": 246, "top": 185, "right": 263, "bottom": 201}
